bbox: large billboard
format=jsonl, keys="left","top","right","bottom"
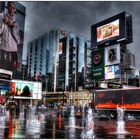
{"left": 104, "top": 64, "right": 120, "bottom": 80}
{"left": 97, "top": 20, "right": 119, "bottom": 43}
{"left": 91, "top": 48, "right": 104, "bottom": 81}
{"left": 105, "top": 44, "right": 120, "bottom": 66}
{"left": 0, "top": 2, "right": 25, "bottom": 71}
{"left": 11, "top": 80, "right": 42, "bottom": 99}
{"left": 91, "top": 12, "right": 133, "bottom": 47}
{"left": 59, "top": 37, "right": 66, "bottom": 73}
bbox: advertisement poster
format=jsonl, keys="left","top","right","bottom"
{"left": 0, "top": 1, "right": 25, "bottom": 71}
{"left": 11, "top": 80, "right": 42, "bottom": 99}
{"left": 97, "top": 19, "right": 119, "bottom": 43}
{"left": 105, "top": 44, "right": 120, "bottom": 66}
{"left": 104, "top": 64, "right": 120, "bottom": 80}
{"left": 91, "top": 48, "right": 104, "bottom": 81}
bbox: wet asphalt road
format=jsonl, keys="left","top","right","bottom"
{"left": 0, "top": 110, "right": 140, "bottom": 139}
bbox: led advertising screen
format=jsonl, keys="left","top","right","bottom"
{"left": 105, "top": 44, "right": 120, "bottom": 66}
{"left": 0, "top": 2, "right": 25, "bottom": 72}
{"left": 11, "top": 80, "right": 42, "bottom": 99}
{"left": 91, "top": 12, "right": 132, "bottom": 47}
{"left": 59, "top": 42, "right": 63, "bottom": 54}
{"left": 97, "top": 20, "right": 119, "bottom": 42}
{"left": 105, "top": 65, "right": 120, "bottom": 80}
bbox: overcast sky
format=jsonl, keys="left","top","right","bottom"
{"left": 21, "top": 1, "right": 140, "bottom": 74}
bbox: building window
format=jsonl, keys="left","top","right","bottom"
{"left": 35, "top": 45, "right": 38, "bottom": 52}
{"left": 30, "top": 47, "right": 32, "bottom": 53}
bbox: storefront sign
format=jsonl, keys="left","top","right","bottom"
{"left": 108, "top": 82, "right": 122, "bottom": 89}
{"left": 0, "top": 73, "right": 12, "bottom": 80}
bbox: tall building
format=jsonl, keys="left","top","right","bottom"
{"left": 27, "top": 29, "right": 90, "bottom": 92}
{"left": 0, "top": 1, "right": 26, "bottom": 71}
{"left": 27, "top": 34, "right": 48, "bottom": 81}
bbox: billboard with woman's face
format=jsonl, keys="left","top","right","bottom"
{"left": 0, "top": 2, "right": 25, "bottom": 72}
{"left": 105, "top": 44, "right": 120, "bottom": 66}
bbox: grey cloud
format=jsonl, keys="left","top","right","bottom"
{"left": 21, "top": 1, "right": 140, "bottom": 73}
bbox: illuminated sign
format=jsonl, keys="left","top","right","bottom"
{"left": 59, "top": 42, "right": 63, "bottom": 54}
{"left": 11, "top": 80, "right": 42, "bottom": 99}
{"left": 99, "top": 82, "right": 108, "bottom": 88}
{"left": 91, "top": 12, "right": 133, "bottom": 47}
{"left": 0, "top": 73, "right": 12, "bottom": 80}
{"left": 92, "top": 53, "right": 102, "bottom": 65}
{"left": 105, "top": 44, "right": 120, "bottom": 66}
{"left": 108, "top": 82, "right": 122, "bottom": 89}
{"left": 84, "top": 83, "right": 94, "bottom": 89}
{"left": 97, "top": 20, "right": 119, "bottom": 42}
{"left": 105, "top": 65, "right": 120, "bottom": 80}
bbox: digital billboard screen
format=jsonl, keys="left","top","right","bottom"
{"left": 105, "top": 44, "right": 120, "bottom": 66}
{"left": 91, "top": 12, "right": 132, "bottom": 47}
{"left": 0, "top": 2, "right": 25, "bottom": 72}
{"left": 97, "top": 20, "right": 119, "bottom": 43}
{"left": 59, "top": 42, "right": 63, "bottom": 54}
{"left": 105, "top": 65, "right": 120, "bottom": 80}
{"left": 11, "top": 80, "right": 42, "bottom": 99}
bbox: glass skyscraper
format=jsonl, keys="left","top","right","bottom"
{"left": 27, "top": 29, "right": 91, "bottom": 92}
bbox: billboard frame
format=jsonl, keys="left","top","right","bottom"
{"left": 91, "top": 11, "right": 132, "bottom": 47}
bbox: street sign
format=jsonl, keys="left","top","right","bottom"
{"left": 108, "top": 82, "right": 122, "bottom": 89}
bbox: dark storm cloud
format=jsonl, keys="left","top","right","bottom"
{"left": 21, "top": 1, "right": 140, "bottom": 73}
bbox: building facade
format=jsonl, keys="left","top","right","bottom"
{"left": 27, "top": 34, "right": 48, "bottom": 81}
{"left": 27, "top": 29, "right": 91, "bottom": 92}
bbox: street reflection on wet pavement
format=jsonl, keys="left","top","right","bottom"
{"left": 1, "top": 109, "right": 140, "bottom": 139}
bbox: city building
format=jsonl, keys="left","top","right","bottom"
{"left": 27, "top": 29, "right": 91, "bottom": 93}
{"left": 27, "top": 34, "right": 49, "bottom": 82}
